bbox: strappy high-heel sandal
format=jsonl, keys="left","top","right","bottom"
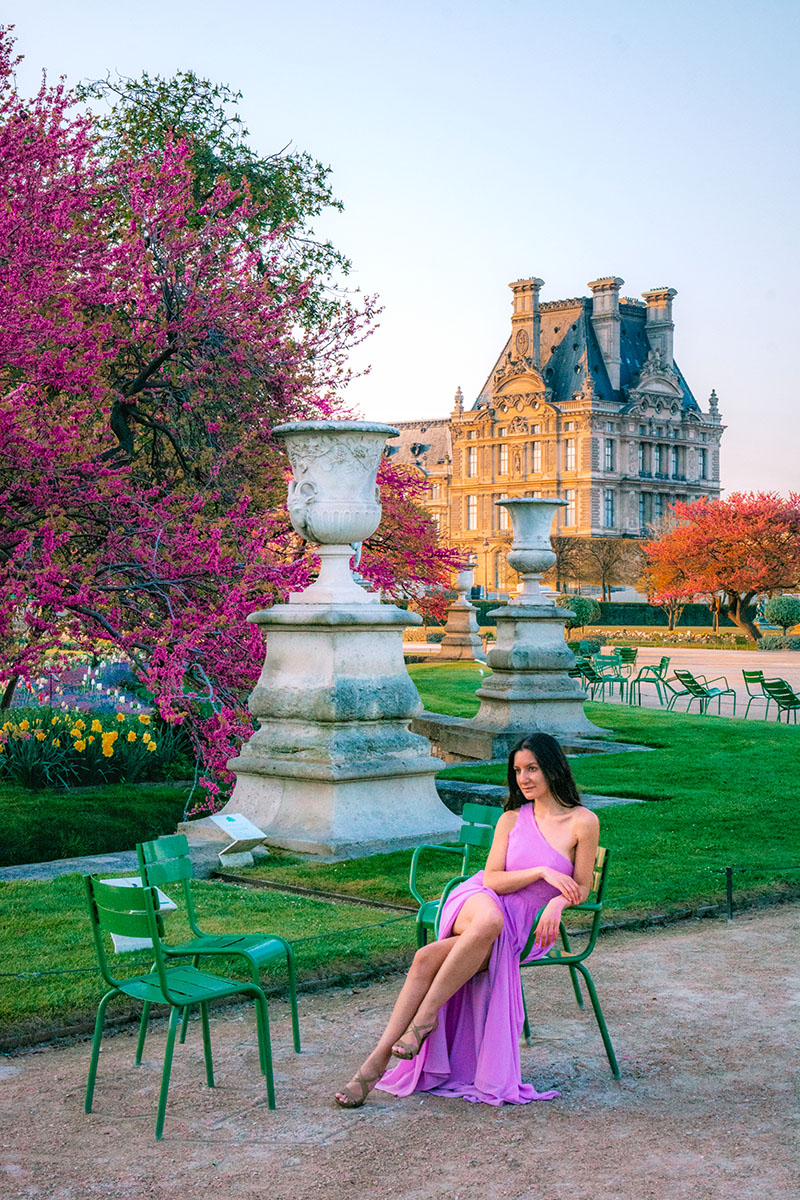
{"left": 391, "top": 1018, "right": 438, "bottom": 1060}
{"left": 334, "top": 1067, "right": 383, "bottom": 1109}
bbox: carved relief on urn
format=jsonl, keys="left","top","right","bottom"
{"left": 274, "top": 420, "right": 399, "bottom": 605}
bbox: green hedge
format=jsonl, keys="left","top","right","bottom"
{"left": 592, "top": 602, "right": 756, "bottom": 628}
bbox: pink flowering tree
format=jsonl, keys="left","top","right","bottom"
{"left": 0, "top": 31, "right": 461, "bottom": 798}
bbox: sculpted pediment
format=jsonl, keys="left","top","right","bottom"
{"left": 492, "top": 354, "right": 545, "bottom": 396}
{"left": 629, "top": 348, "right": 683, "bottom": 400}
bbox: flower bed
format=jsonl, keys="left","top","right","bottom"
{"left": 0, "top": 708, "right": 190, "bottom": 789}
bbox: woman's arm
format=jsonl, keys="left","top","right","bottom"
{"left": 482, "top": 811, "right": 582, "bottom": 904}
{"left": 532, "top": 808, "right": 600, "bottom": 950}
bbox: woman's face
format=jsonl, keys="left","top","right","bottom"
{"left": 513, "top": 748, "right": 552, "bottom": 804}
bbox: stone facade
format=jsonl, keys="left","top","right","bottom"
{"left": 388, "top": 277, "right": 724, "bottom": 594}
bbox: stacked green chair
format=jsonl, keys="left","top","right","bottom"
{"left": 761, "top": 678, "right": 800, "bottom": 723}
{"left": 137, "top": 834, "right": 300, "bottom": 1053}
{"left": 578, "top": 659, "right": 627, "bottom": 702}
{"left": 613, "top": 646, "right": 639, "bottom": 675}
{"left": 84, "top": 876, "right": 274, "bottom": 1139}
{"left": 409, "top": 803, "right": 502, "bottom": 947}
{"left": 519, "top": 845, "right": 619, "bottom": 1079}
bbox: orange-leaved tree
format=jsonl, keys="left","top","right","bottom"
{"left": 642, "top": 492, "right": 800, "bottom": 641}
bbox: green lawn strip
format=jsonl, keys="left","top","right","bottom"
{"left": 0, "top": 782, "right": 191, "bottom": 868}
{"left": 0, "top": 874, "right": 416, "bottom": 1044}
{"left": 406, "top": 661, "right": 487, "bottom": 717}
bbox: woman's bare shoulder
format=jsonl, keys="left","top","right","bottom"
{"left": 495, "top": 808, "right": 519, "bottom": 832}
{"left": 573, "top": 805, "right": 600, "bottom": 833}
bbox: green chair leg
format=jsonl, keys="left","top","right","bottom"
{"left": 521, "top": 985, "right": 531, "bottom": 1044}
{"left": 135, "top": 1001, "right": 151, "bottom": 1065}
{"left": 200, "top": 1003, "right": 214, "bottom": 1088}
{"left": 575, "top": 962, "right": 620, "bottom": 1079}
{"left": 155, "top": 1006, "right": 181, "bottom": 1140}
{"left": 180, "top": 956, "right": 201, "bottom": 1044}
{"left": 252, "top": 991, "right": 276, "bottom": 1109}
{"left": 284, "top": 945, "right": 301, "bottom": 1054}
{"left": 85, "top": 989, "right": 116, "bottom": 1113}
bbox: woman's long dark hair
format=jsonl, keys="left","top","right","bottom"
{"left": 505, "top": 733, "right": 582, "bottom": 811}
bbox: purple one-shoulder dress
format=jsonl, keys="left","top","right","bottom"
{"left": 376, "top": 802, "right": 573, "bottom": 1106}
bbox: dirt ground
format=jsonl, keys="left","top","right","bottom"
{"left": 1, "top": 904, "right": 797, "bottom": 1200}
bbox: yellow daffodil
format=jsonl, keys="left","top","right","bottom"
{"left": 51, "top": 717, "right": 59, "bottom": 726}
{"left": 116, "top": 712, "right": 125, "bottom": 722}
{"left": 138, "top": 714, "right": 151, "bottom": 725}
{"left": 142, "top": 731, "right": 151, "bottom": 743}
{"left": 87, "top": 735, "right": 95, "bottom": 744}
{"left": 91, "top": 719, "right": 102, "bottom": 733}
{"left": 34, "top": 731, "right": 46, "bottom": 741}
{"left": 19, "top": 720, "right": 29, "bottom": 731}
{"left": 127, "top": 730, "right": 136, "bottom": 742}
{"left": 52, "top": 738, "right": 60, "bottom": 747}
{"left": 146, "top": 741, "right": 157, "bottom": 752}
{"left": 74, "top": 740, "right": 86, "bottom": 752}
{"left": 70, "top": 727, "right": 81, "bottom": 737}
{"left": 75, "top": 718, "right": 86, "bottom": 730}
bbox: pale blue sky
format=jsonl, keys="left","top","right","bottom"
{"left": 11, "top": 0, "right": 800, "bottom": 492}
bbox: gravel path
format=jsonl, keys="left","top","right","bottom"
{"left": 0, "top": 904, "right": 796, "bottom": 1200}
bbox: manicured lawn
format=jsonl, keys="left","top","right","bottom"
{"left": 0, "top": 874, "right": 416, "bottom": 1046}
{"left": 3, "top": 659, "right": 798, "bottom": 1044}
{"left": 0, "top": 782, "right": 191, "bottom": 868}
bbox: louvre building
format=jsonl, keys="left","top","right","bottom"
{"left": 388, "top": 276, "right": 724, "bottom": 593}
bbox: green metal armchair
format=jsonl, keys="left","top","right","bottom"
{"left": 520, "top": 845, "right": 619, "bottom": 1078}
{"left": 137, "top": 834, "right": 300, "bottom": 1053}
{"left": 629, "top": 655, "right": 671, "bottom": 705}
{"left": 84, "top": 876, "right": 274, "bottom": 1140}
{"left": 761, "top": 678, "right": 800, "bottom": 723}
{"left": 670, "top": 669, "right": 736, "bottom": 715}
{"left": 409, "top": 802, "right": 502, "bottom": 947}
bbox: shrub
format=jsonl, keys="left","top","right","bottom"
{"left": 427, "top": 631, "right": 446, "bottom": 644}
{"left": 756, "top": 635, "right": 800, "bottom": 651}
{"left": 577, "top": 638, "right": 605, "bottom": 655}
{"left": 763, "top": 596, "right": 800, "bottom": 634}
{"left": 557, "top": 595, "right": 601, "bottom": 631}
{"left": 0, "top": 708, "right": 191, "bottom": 790}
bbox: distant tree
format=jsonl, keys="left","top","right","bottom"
{"left": 643, "top": 493, "right": 800, "bottom": 642}
{"left": 556, "top": 594, "right": 601, "bottom": 634}
{"left": 579, "top": 538, "right": 644, "bottom": 602}
{"left": 548, "top": 535, "right": 583, "bottom": 593}
{"left": 763, "top": 595, "right": 800, "bottom": 635}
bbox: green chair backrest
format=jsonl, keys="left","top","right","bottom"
{"left": 137, "top": 834, "right": 199, "bottom": 934}
{"left": 673, "top": 669, "right": 707, "bottom": 696}
{"left": 458, "top": 802, "right": 502, "bottom": 871}
{"left": 742, "top": 669, "right": 766, "bottom": 696}
{"left": 762, "top": 679, "right": 799, "bottom": 701}
{"left": 657, "top": 656, "right": 670, "bottom": 675}
{"left": 85, "top": 876, "right": 171, "bottom": 996}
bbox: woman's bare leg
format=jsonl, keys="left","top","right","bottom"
{"left": 393, "top": 893, "right": 504, "bottom": 1047}
{"left": 334, "top": 936, "right": 457, "bottom": 1105}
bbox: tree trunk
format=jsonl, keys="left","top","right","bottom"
{"left": 1, "top": 675, "right": 20, "bottom": 710}
{"left": 727, "top": 594, "right": 761, "bottom": 642}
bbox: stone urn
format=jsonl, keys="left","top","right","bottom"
{"left": 496, "top": 498, "right": 567, "bottom": 604}
{"left": 274, "top": 420, "right": 398, "bottom": 605}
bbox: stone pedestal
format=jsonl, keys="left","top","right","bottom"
{"left": 224, "top": 603, "right": 459, "bottom": 858}
{"left": 439, "top": 568, "right": 482, "bottom": 661}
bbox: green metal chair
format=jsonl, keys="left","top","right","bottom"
{"left": 629, "top": 655, "right": 671, "bottom": 705}
{"left": 137, "top": 834, "right": 300, "bottom": 1053}
{"left": 519, "top": 845, "right": 619, "bottom": 1079}
{"left": 409, "top": 803, "right": 502, "bottom": 947}
{"left": 761, "top": 678, "right": 800, "bottom": 723}
{"left": 613, "top": 646, "right": 639, "bottom": 675}
{"left": 670, "top": 669, "right": 736, "bottom": 715}
{"left": 742, "top": 669, "right": 774, "bottom": 720}
{"left": 579, "top": 659, "right": 627, "bottom": 702}
{"left": 84, "top": 876, "right": 274, "bottom": 1140}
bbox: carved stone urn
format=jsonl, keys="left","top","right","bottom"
{"left": 497, "top": 498, "right": 566, "bottom": 604}
{"left": 274, "top": 420, "right": 395, "bottom": 605}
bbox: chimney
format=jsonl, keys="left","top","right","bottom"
{"left": 509, "top": 277, "right": 544, "bottom": 366}
{"left": 642, "top": 286, "right": 678, "bottom": 368}
{"left": 588, "top": 276, "right": 624, "bottom": 390}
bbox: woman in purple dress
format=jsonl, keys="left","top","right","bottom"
{"left": 334, "top": 732, "right": 600, "bottom": 1108}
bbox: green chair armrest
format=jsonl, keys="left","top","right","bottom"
{"left": 432, "top": 874, "right": 471, "bottom": 938}
{"left": 408, "top": 843, "right": 465, "bottom": 906}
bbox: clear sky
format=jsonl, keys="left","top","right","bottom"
{"left": 10, "top": 0, "right": 800, "bottom": 494}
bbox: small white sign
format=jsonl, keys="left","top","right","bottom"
{"left": 100, "top": 875, "right": 177, "bottom": 953}
{"left": 209, "top": 812, "right": 267, "bottom": 858}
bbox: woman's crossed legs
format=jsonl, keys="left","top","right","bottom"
{"left": 334, "top": 892, "right": 504, "bottom": 1107}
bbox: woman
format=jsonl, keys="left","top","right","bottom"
{"left": 334, "top": 732, "right": 600, "bottom": 1108}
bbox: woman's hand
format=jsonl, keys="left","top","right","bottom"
{"left": 533, "top": 897, "right": 566, "bottom": 951}
{"left": 539, "top": 866, "right": 582, "bottom": 906}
